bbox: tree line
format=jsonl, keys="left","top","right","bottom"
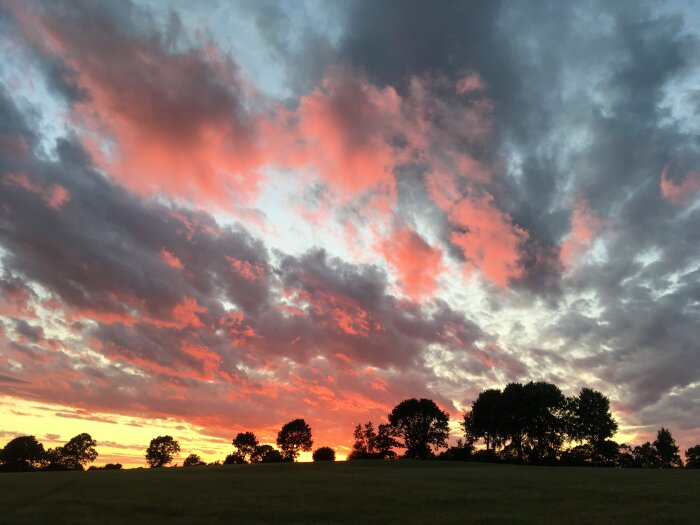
{"left": 2, "top": 382, "right": 699, "bottom": 472}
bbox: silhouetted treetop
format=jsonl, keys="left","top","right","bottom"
{"left": 250, "top": 444, "right": 284, "bottom": 463}
{"left": 0, "top": 436, "right": 45, "bottom": 471}
{"left": 348, "top": 421, "right": 398, "bottom": 460}
{"left": 276, "top": 419, "right": 313, "bottom": 461}
{"left": 685, "top": 445, "right": 700, "bottom": 468}
{"left": 232, "top": 431, "right": 259, "bottom": 463}
{"left": 654, "top": 427, "right": 682, "bottom": 468}
{"left": 388, "top": 398, "right": 449, "bottom": 459}
{"left": 145, "top": 435, "right": 180, "bottom": 468}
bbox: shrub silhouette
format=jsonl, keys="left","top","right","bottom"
{"left": 312, "top": 446, "right": 335, "bottom": 461}
{"left": 184, "top": 453, "right": 205, "bottom": 466}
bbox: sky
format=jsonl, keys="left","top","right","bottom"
{"left": 1, "top": 0, "right": 700, "bottom": 467}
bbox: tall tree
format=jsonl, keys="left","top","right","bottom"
{"left": 568, "top": 388, "right": 618, "bottom": 464}
{"left": 521, "top": 382, "right": 567, "bottom": 464}
{"left": 232, "top": 432, "right": 259, "bottom": 463}
{"left": 388, "top": 398, "right": 450, "bottom": 459}
{"left": 653, "top": 428, "right": 682, "bottom": 468}
{"left": 463, "top": 389, "right": 503, "bottom": 451}
{"left": 145, "top": 435, "right": 180, "bottom": 468}
{"left": 500, "top": 383, "right": 528, "bottom": 462}
{"left": 0, "top": 436, "right": 45, "bottom": 471}
{"left": 276, "top": 419, "right": 313, "bottom": 461}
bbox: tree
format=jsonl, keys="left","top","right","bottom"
{"left": 653, "top": 428, "right": 682, "bottom": 468}
{"left": 59, "top": 433, "right": 98, "bottom": 470}
{"left": 632, "top": 442, "right": 659, "bottom": 468}
{"left": 250, "top": 444, "right": 284, "bottom": 463}
{"left": 685, "top": 445, "right": 700, "bottom": 468}
{"left": 499, "top": 383, "right": 528, "bottom": 462}
{"left": 568, "top": 388, "right": 618, "bottom": 464}
{"left": 349, "top": 422, "right": 398, "bottom": 459}
{"left": 521, "top": 382, "right": 567, "bottom": 464}
{"left": 145, "top": 435, "right": 180, "bottom": 468}
{"left": 184, "top": 453, "right": 205, "bottom": 466}
{"left": 232, "top": 432, "right": 259, "bottom": 463}
{"left": 388, "top": 398, "right": 450, "bottom": 459}
{"left": 312, "top": 446, "right": 335, "bottom": 461}
{"left": 223, "top": 452, "right": 246, "bottom": 464}
{"left": 276, "top": 419, "right": 313, "bottom": 461}
{"left": 463, "top": 389, "right": 503, "bottom": 451}
{"left": 0, "top": 436, "right": 45, "bottom": 471}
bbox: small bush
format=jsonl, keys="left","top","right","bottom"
{"left": 312, "top": 446, "right": 335, "bottom": 461}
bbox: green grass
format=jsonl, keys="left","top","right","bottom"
{"left": 0, "top": 461, "right": 698, "bottom": 524}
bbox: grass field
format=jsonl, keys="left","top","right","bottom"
{"left": 1, "top": 461, "right": 698, "bottom": 524}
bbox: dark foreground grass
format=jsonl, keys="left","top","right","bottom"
{"left": 0, "top": 461, "right": 698, "bottom": 524}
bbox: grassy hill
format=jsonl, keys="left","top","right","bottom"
{"left": 1, "top": 460, "right": 698, "bottom": 524}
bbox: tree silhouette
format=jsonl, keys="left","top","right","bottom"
{"left": 312, "top": 446, "right": 335, "bottom": 461}
{"left": 59, "top": 433, "right": 98, "bottom": 470}
{"left": 348, "top": 421, "right": 398, "bottom": 459}
{"left": 632, "top": 442, "right": 659, "bottom": 468}
{"left": 184, "top": 453, "right": 205, "bottom": 466}
{"left": 0, "top": 435, "right": 45, "bottom": 471}
{"left": 685, "top": 445, "right": 700, "bottom": 468}
{"left": 232, "top": 432, "right": 259, "bottom": 463}
{"left": 463, "top": 389, "right": 503, "bottom": 451}
{"left": 223, "top": 452, "right": 246, "bottom": 464}
{"left": 276, "top": 419, "right": 313, "bottom": 461}
{"left": 653, "top": 427, "right": 682, "bottom": 468}
{"left": 388, "top": 398, "right": 449, "bottom": 459}
{"left": 521, "top": 382, "right": 567, "bottom": 464}
{"left": 145, "top": 435, "right": 180, "bottom": 468}
{"left": 567, "top": 388, "right": 618, "bottom": 465}
{"left": 250, "top": 444, "right": 284, "bottom": 463}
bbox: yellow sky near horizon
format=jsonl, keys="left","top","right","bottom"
{"left": 1, "top": 394, "right": 646, "bottom": 468}
{"left": 0, "top": 395, "right": 325, "bottom": 467}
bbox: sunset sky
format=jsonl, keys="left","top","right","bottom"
{"left": 1, "top": 0, "right": 700, "bottom": 467}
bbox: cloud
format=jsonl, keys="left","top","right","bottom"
{"left": 2, "top": 0, "right": 700, "bottom": 456}
{"left": 660, "top": 164, "right": 700, "bottom": 205}
{"left": 8, "top": 0, "right": 265, "bottom": 207}
{"left": 379, "top": 225, "right": 443, "bottom": 299}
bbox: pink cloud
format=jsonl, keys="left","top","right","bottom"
{"left": 10, "top": 2, "right": 266, "bottom": 207}
{"left": 455, "top": 73, "right": 484, "bottom": 95}
{"left": 158, "top": 248, "right": 184, "bottom": 270}
{"left": 295, "top": 67, "right": 401, "bottom": 197}
{"left": 560, "top": 199, "right": 607, "bottom": 270}
{"left": 380, "top": 226, "right": 444, "bottom": 299}
{"left": 4, "top": 172, "right": 70, "bottom": 209}
{"left": 660, "top": 165, "right": 700, "bottom": 205}
{"left": 226, "top": 256, "right": 265, "bottom": 281}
